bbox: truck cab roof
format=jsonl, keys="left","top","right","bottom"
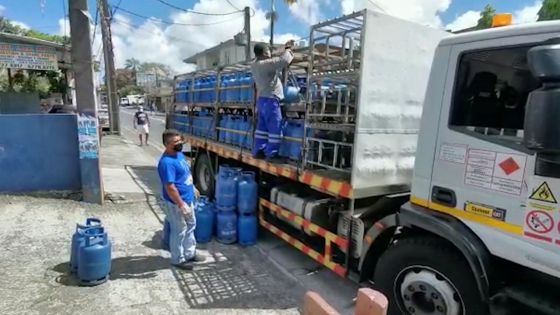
{"left": 441, "top": 20, "right": 560, "bottom": 46}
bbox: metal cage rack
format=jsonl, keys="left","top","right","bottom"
{"left": 303, "top": 11, "right": 365, "bottom": 175}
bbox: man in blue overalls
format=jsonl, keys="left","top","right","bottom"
{"left": 251, "top": 40, "right": 294, "bottom": 161}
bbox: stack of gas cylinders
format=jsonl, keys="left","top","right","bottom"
{"left": 218, "top": 114, "right": 252, "bottom": 149}
{"left": 279, "top": 119, "right": 305, "bottom": 161}
{"left": 69, "top": 217, "right": 112, "bottom": 286}
{"left": 201, "top": 165, "right": 258, "bottom": 246}
{"left": 192, "top": 109, "right": 216, "bottom": 140}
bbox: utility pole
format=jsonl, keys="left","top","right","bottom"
{"left": 97, "top": 0, "right": 120, "bottom": 134}
{"left": 244, "top": 6, "right": 251, "bottom": 61}
{"left": 269, "top": 0, "right": 275, "bottom": 46}
{"left": 69, "top": 0, "right": 104, "bottom": 204}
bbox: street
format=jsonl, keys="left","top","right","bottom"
{"left": 116, "top": 106, "right": 360, "bottom": 314}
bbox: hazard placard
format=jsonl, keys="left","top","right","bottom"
{"left": 525, "top": 210, "right": 554, "bottom": 234}
{"left": 529, "top": 182, "right": 557, "bottom": 204}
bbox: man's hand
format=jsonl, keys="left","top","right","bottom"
{"left": 194, "top": 187, "right": 200, "bottom": 200}
{"left": 179, "top": 202, "right": 193, "bottom": 219}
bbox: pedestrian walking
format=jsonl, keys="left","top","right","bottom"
{"left": 158, "top": 130, "right": 205, "bottom": 270}
{"left": 133, "top": 106, "right": 150, "bottom": 146}
{"left": 251, "top": 40, "right": 295, "bottom": 162}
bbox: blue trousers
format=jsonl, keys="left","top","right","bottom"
{"left": 253, "top": 96, "right": 282, "bottom": 158}
{"left": 161, "top": 199, "right": 196, "bottom": 265}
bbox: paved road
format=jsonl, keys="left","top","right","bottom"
{"left": 120, "top": 107, "right": 167, "bottom": 152}
{"left": 117, "top": 106, "right": 359, "bottom": 315}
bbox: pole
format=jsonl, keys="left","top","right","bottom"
{"left": 7, "top": 68, "right": 13, "bottom": 91}
{"left": 244, "top": 6, "right": 251, "bottom": 61}
{"left": 98, "top": 0, "right": 120, "bottom": 135}
{"left": 69, "top": 0, "right": 104, "bottom": 204}
{"left": 269, "top": 0, "right": 275, "bottom": 46}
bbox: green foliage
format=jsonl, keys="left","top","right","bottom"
{"left": 538, "top": 0, "right": 560, "bottom": 21}
{"left": 116, "top": 68, "right": 136, "bottom": 91}
{"left": 0, "top": 17, "right": 69, "bottom": 44}
{"left": 477, "top": 4, "right": 496, "bottom": 29}
{"left": 125, "top": 58, "right": 141, "bottom": 71}
{"left": 118, "top": 84, "right": 144, "bottom": 97}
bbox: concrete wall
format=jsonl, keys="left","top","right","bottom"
{"left": 0, "top": 114, "right": 81, "bottom": 192}
{"left": 0, "top": 92, "right": 40, "bottom": 114}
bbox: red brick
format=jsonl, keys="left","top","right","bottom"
{"left": 303, "top": 291, "right": 341, "bottom": 315}
{"left": 355, "top": 288, "right": 389, "bottom": 315}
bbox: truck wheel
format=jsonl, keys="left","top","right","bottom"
{"left": 194, "top": 153, "right": 214, "bottom": 198}
{"left": 374, "top": 236, "right": 486, "bottom": 315}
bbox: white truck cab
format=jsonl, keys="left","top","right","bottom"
{"left": 380, "top": 20, "right": 560, "bottom": 315}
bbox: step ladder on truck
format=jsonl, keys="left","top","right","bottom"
{"left": 167, "top": 9, "right": 560, "bottom": 315}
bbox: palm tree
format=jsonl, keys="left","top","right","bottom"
{"left": 124, "top": 58, "right": 141, "bottom": 72}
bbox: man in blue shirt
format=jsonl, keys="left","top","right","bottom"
{"left": 158, "top": 129, "right": 204, "bottom": 270}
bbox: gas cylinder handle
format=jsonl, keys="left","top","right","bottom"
{"left": 86, "top": 217, "right": 102, "bottom": 226}
{"left": 85, "top": 232, "right": 107, "bottom": 247}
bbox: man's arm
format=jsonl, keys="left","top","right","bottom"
{"left": 146, "top": 114, "right": 150, "bottom": 126}
{"left": 261, "top": 50, "right": 294, "bottom": 71}
{"left": 165, "top": 184, "right": 186, "bottom": 207}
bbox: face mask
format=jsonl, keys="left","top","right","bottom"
{"left": 173, "top": 143, "right": 183, "bottom": 152}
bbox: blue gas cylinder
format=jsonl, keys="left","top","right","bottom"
{"left": 225, "top": 75, "right": 236, "bottom": 102}
{"left": 289, "top": 120, "right": 304, "bottom": 161}
{"left": 225, "top": 115, "right": 234, "bottom": 144}
{"left": 219, "top": 115, "right": 227, "bottom": 142}
{"left": 184, "top": 80, "right": 191, "bottom": 103}
{"left": 209, "top": 76, "right": 216, "bottom": 103}
{"left": 193, "top": 79, "right": 201, "bottom": 103}
{"left": 77, "top": 227, "right": 111, "bottom": 286}
{"left": 284, "top": 86, "right": 300, "bottom": 103}
{"left": 238, "top": 213, "right": 257, "bottom": 246}
{"left": 216, "top": 167, "right": 237, "bottom": 209}
{"left": 220, "top": 75, "right": 228, "bottom": 102}
{"left": 70, "top": 217, "right": 102, "bottom": 273}
{"left": 231, "top": 115, "right": 240, "bottom": 146}
{"left": 194, "top": 198, "right": 214, "bottom": 243}
{"left": 237, "top": 171, "right": 257, "bottom": 214}
{"left": 161, "top": 218, "right": 170, "bottom": 251}
{"left": 217, "top": 210, "right": 237, "bottom": 244}
{"left": 244, "top": 120, "right": 253, "bottom": 149}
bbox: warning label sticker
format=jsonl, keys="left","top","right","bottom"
{"left": 524, "top": 176, "right": 560, "bottom": 244}
{"left": 464, "top": 150, "right": 526, "bottom": 195}
{"left": 529, "top": 182, "right": 557, "bottom": 204}
{"left": 526, "top": 210, "right": 554, "bottom": 234}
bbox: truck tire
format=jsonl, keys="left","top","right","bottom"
{"left": 194, "top": 153, "right": 214, "bottom": 198}
{"left": 374, "top": 236, "right": 486, "bottom": 315}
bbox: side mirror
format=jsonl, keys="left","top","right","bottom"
{"left": 524, "top": 43, "right": 560, "bottom": 152}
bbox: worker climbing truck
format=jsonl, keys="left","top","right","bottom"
{"left": 168, "top": 9, "right": 560, "bottom": 315}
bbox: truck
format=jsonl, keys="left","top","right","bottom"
{"left": 167, "top": 9, "right": 560, "bottom": 315}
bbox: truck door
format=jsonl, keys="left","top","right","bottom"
{"left": 429, "top": 33, "right": 560, "bottom": 278}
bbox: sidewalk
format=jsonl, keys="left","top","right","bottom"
{"left": 0, "top": 135, "right": 302, "bottom": 315}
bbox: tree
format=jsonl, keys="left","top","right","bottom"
{"left": 125, "top": 58, "right": 141, "bottom": 72}
{"left": 477, "top": 4, "right": 496, "bottom": 29}
{"left": 118, "top": 84, "right": 144, "bottom": 97}
{"left": 115, "top": 68, "right": 136, "bottom": 91}
{"left": 538, "top": 0, "right": 560, "bottom": 21}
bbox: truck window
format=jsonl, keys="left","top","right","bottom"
{"left": 449, "top": 45, "right": 540, "bottom": 143}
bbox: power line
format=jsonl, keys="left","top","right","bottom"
{"left": 367, "top": 0, "right": 386, "bottom": 13}
{"left": 111, "top": 0, "right": 122, "bottom": 16}
{"left": 226, "top": 0, "right": 241, "bottom": 11}
{"left": 116, "top": 6, "right": 242, "bottom": 26}
{"left": 154, "top": 0, "right": 242, "bottom": 16}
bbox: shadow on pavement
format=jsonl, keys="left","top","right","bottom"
{"left": 49, "top": 255, "right": 169, "bottom": 286}
{"left": 121, "top": 163, "right": 302, "bottom": 311}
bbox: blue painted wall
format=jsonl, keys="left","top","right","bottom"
{"left": 0, "top": 114, "right": 81, "bottom": 192}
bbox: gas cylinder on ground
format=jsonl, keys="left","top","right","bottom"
{"left": 77, "top": 227, "right": 111, "bottom": 286}
{"left": 217, "top": 208, "right": 237, "bottom": 244}
{"left": 194, "top": 197, "right": 214, "bottom": 243}
{"left": 216, "top": 166, "right": 237, "bottom": 209}
{"left": 70, "top": 217, "right": 102, "bottom": 273}
{"left": 238, "top": 213, "right": 257, "bottom": 246}
{"left": 237, "top": 171, "right": 257, "bottom": 214}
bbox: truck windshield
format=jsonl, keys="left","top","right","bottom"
{"left": 449, "top": 45, "right": 540, "bottom": 144}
